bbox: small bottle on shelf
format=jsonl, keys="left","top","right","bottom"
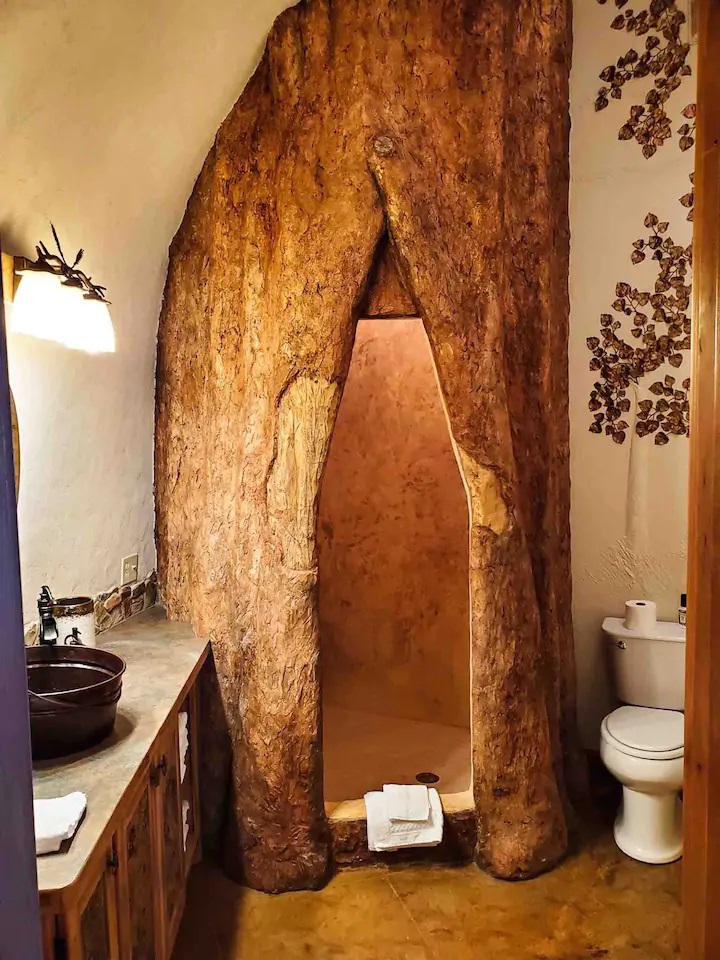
{"left": 678, "top": 593, "right": 687, "bottom": 627}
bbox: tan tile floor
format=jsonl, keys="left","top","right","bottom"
{"left": 173, "top": 810, "right": 680, "bottom": 960}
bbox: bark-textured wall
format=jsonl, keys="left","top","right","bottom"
{"left": 156, "top": 0, "right": 582, "bottom": 893}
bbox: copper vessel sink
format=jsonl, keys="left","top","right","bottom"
{"left": 27, "top": 646, "right": 126, "bottom": 760}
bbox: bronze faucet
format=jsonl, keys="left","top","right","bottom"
{"left": 37, "top": 585, "right": 58, "bottom": 646}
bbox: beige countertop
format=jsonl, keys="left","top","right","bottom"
{"left": 33, "top": 606, "right": 209, "bottom": 894}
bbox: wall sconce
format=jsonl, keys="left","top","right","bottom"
{"left": 1, "top": 226, "right": 115, "bottom": 354}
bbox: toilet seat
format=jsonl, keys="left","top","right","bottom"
{"left": 601, "top": 706, "right": 684, "bottom": 761}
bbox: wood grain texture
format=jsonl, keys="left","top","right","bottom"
{"left": 125, "top": 787, "right": 154, "bottom": 960}
{"left": 360, "top": 240, "right": 415, "bottom": 317}
{"left": 156, "top": 0, "right": 582, "bottom": 892}
{"left": 79, "top": 872, "right": 111, "bottom": 960}
{"left": 65, "top": 843, "right": 120, "bottom": 960}
{"left": 330, "top": 808, "right": 477, "bottom": 868}
{"left": 158, "top": 733, "right": 184, "bottom": 948}
{"left": 681, "top": 1, "right": 720, "bottom": 957}
{"left": 40, "top": 907, "right": 57, "bottom": 960}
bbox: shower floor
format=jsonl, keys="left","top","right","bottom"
{"left": 323, "top": 704, "right": 471, "bottom": 804}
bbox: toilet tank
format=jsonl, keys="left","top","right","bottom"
{"left": 602, "top": 617, "right": 686, "bottom": 710}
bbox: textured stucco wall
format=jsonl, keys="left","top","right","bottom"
{"left": 0, "top": 0, "right": 293, "bottom": 620}
{"left": 569, "top": 1, "right": 696, "bottom": 746}
{"left": 318, "top": 318, "right": 470, "bottom": 729}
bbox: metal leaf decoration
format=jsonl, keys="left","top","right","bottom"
{"left": 587, "top": 176, "right": 694, "bottom": 444}
{"left": 594, "top": 0, "right": 695, "bottom": 158}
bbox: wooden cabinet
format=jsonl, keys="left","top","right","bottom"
{"left": 117, "top": 779, "right": 155, "bottom": 960}
{"left": 55, "top": 841, "right": 120, "bottom": 960}
{"left": 41, "top": 685, "right": 201, "bottom": 960}
{"left": 77, "top": 853, "right": 118, "bottom": 960}
{"left": 179, "top": 692, "right": 201, "bottom": 877}
{"left": 154, "top": 722, "right": 185, "bottom": 957}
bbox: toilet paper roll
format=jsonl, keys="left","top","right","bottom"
{"left": 623, "top": 599, "right": 657, "bottom": 634}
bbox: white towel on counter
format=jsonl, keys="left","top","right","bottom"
{"left": 383, "top": 783, "right": 430, "bottom": 822}
{"left": 34, "top": 792, "right": 87, "bottom": 856}
{"left": 365, "top": 787, "right": 443, "bottom": 852}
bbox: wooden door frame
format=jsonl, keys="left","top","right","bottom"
{"left": 682, "top": 1, "right": 720, "bottom": 956}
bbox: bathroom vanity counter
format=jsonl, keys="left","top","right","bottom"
{"left": 33, "top": 606, "right": 209, "bottom": 960}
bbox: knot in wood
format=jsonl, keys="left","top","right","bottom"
{"left": 373, "top": 136, "right": 395, "bottom": 157}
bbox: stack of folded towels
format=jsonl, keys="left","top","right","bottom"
{"left": 364, "top": 783, "right": 443, "bottom": 852}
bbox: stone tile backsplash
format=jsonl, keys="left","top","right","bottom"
{"left": 24, "top": 571, "right": 157, "bottom": 645}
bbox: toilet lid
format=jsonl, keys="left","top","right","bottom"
{"left": 605, "top": 706, "right": 684, "bottom": 754}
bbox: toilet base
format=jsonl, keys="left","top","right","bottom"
{"left": 614, "top": 786, "right": 683, "bottom": 864}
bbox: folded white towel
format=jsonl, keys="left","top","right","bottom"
{"left": 365, "top": 787, "right": 443, "bottom": 852}
{"left": 178, "top": 711, "right": 190, "bottom": 783}
{"left": 182, "top": 799, "right": 191, "bottom": 850}
{"left": 383, "top": 784, "right": 430, "bottom": 822}
{"left": 34, "top": 792, "right": 87, "bottom": 856}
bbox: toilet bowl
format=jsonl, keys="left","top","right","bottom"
{"left": 600, "top": 705, "right": 684, "bottom": 864}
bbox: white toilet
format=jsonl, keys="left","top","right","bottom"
{"left": 600, "top": 614, "right": 686, "bottom": 864}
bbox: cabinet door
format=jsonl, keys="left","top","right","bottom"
{"left": 154, "top": 723, "right": 185, "bottom": 955}
{"left": 117, "top": 780, "right": 155, "bottom": 960}
{"left": 80, "top": 873, "right": 112, "bottom": 960}
{"left": 67, "top": 844, "right": 119, "bottom": 960}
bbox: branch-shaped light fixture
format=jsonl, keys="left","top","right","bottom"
{"left": 7, "top": 226, "right": 115, "bottom": 354}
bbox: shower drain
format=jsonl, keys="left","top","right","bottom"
{"left": 415, "top": 771, "right": 440, "bottom": 784}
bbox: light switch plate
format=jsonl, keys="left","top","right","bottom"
{"left": 121, "top": 553, "right": 139, "bottom": 586}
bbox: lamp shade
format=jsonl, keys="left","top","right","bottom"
{"left": 10, "top": 271, "right": 115, "bottom": 354}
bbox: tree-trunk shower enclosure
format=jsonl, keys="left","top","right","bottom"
{"left": 155, "top": 0, "right": 583, "bottom": 894}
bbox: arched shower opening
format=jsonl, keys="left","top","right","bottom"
{"left": 318, "top": 244, "right": 472, "bottom": 814}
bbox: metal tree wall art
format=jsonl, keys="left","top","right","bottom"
{"left": 22, "top": 224, "right": 109, "bottom": 303}
{"left": 594, "top": 0, "right": 695, "bottom": 158}
{"left": 587, "top": 175, "right": 694, "bottom": 445}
